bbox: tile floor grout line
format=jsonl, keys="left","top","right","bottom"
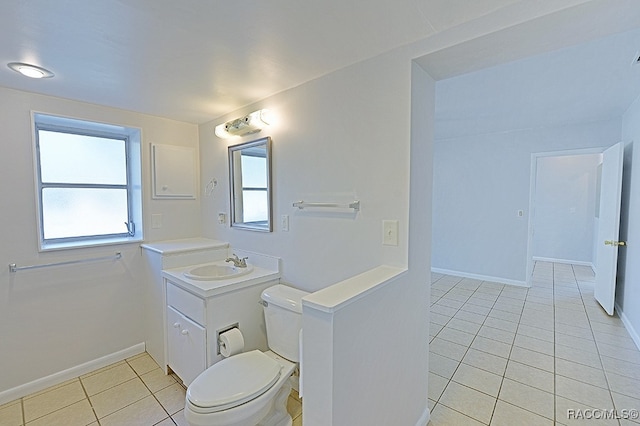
{"left": 20, "top": 379, "right": 92, "bottom": 426}
{"left": 551, "top": 263, "right": 621, "bottom": 425}
{"left": 20, "top": 397, "right": 25, "bottom": 426}
{"left": 552, "top": 262, "right": 557, "bottom": 425}
{"left": 429, "top": 277, "right": 479, "bottom": 420}
{"left": 487, "top": 279, "right": 526, "bottom": 426}
{"left": 77, "top": 376, "right": 100, "bottom": 426}
{"left": 436, "top": 277, "right": 509, "bottom": 424}
{"left": 126, "top": 356, "right": 176, "bottom": 426}
{"left": 571, "top": 264, "right": 622, "bottom": 425}
{"left": 570, "top": 263, "right": 618, "bottom": 424}
{"left": 431, "top": 262, "right": 630, "bottom": 425}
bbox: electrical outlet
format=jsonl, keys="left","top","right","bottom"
{"left": 281, "top": 215, "right": 289, "bottom": 232}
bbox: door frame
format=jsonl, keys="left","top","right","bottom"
{"left": 525, "top": 147, "right": 606, "bottom": 286}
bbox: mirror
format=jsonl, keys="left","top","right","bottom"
{"left": 228, "top": 137, "right": 272, "bottom": 232}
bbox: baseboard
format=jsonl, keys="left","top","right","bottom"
{"left": 0, "top": 342, "right": 145, "bottom": 405}
{"left": 616, "top": 303, "right": 640, "bottom": 351}
{"left": 532, "top": 256, "right": 595, "bottom": 271}
{"left": 431, "top": 268, "right": 528, "bottom": 288}
{"left": 415, "top": 405, "right": 430, "bottom": 426}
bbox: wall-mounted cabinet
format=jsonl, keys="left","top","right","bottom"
{"left": 151, "top": 144, "right": 197, "bottom": 199}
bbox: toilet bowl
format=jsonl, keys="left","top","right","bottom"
{"left": 184, "top": 284, "right": 308, "bottom": 426}
{"left": 185, "top": 350, "right": 295, "bottom": 426}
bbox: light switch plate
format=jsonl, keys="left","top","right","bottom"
{"left": 281, "top": 215, "right": 289, "bottom": 232}
{"left": 383, "top": 220, "right": 399, "bottom": 246}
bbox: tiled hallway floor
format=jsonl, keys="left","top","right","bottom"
{"left": 0, "top": 352, "right": 302, "bottom": 426}
{"left": 428, "top": 262, "right": 640, "bottom": 425}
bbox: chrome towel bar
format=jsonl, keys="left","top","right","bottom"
{"left": 9, "top": 252, "right": 122, "bottom": 273}
{"left": 293, "top": 200, "right": 360, "bottom": 211}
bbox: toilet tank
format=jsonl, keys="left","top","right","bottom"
{"left": 261, "top": 284, "right": 309, "bottom": 362}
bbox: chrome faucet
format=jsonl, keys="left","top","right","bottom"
{"left": 225, "top": 254, "right": 248, "bottom": 268}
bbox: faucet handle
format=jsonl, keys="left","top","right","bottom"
{"left": 239, "top": 256, "right": 248, "bottom": 267}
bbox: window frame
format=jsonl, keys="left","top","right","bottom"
{"left": 32, "top": 112, "right": 143, "bottom": 251}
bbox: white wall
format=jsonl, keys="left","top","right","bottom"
{"left": 300, "top": 61, "right": 434, "bottom": 426}
{"left": 199, "top": 48, "right": 412, "bottom": 293}
{"left": 197, "top": 45, "right": 434, "bottom": 423}
{"left": 619, "top": 94, "right": 640, "bottom": 347}
{"left": 532, "top": 153, "right": 601, "bottom": 265}
{"left": 432, "top": 119, "right": 621, "bottom": 284}
{"left": 0, "top": 87, "right": 201, "bottom": 397}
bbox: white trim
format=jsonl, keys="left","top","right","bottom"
{"left": 532, "top": 256, "right": 595, "bottom": 270}
{"left": 0, "top": 343, "right": 145, "bottom": 405}
{"left": 616, "top": 303, "right": 640, "bottom": 351}
{"left": 431, "top": 268, "right": 528, "bottom": 287}
{"left": 415, "top": 405, "right": 430, "bottom": 426}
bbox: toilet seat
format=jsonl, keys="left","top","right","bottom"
{"left": 187, "top": 350, "right": 282, "bottom": 413}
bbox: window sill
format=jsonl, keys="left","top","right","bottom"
{"left": 40, "top": 236, "right": 143, "bottom": 252}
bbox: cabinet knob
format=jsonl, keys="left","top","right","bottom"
{"left": 181, "top": 329, "right": 189, "bottom": 335}
{"left": 173, "top": 322, "right": 181, "bottom": 328}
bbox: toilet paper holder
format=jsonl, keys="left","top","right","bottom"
{"left": 216, "top": 323, "right": 239, "bottom": 355}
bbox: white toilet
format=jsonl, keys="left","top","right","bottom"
{"left": 184, "top": 284, "right": 309, "bottom": 426}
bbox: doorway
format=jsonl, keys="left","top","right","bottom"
{"left": 525, "top": 148, "right": 604, "bottom": 286}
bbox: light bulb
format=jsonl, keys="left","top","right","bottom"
{"left": 7, "top": 62, "right": 54, "bottom": 79}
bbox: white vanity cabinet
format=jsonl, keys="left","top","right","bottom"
{"left": 165, "top": 282, "right": 208, "bottom": 385}
{"left": 162, "top": 256, "right": 280, "bottom": 386}
{"left": 141, "top": 238, "right": 229, "bottom": 370}
{"left": 166, "top": 306, "right": 206, "bottom": 385}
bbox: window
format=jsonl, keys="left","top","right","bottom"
{"left": 33, "top": 113, "right": 143, "bottom": 250}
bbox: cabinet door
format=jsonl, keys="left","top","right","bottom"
{"left": 167, "top": 305, "right": 206, "bottom": 385}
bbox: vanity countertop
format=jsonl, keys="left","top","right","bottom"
{"left": 141, "top": 238, "right": 228, "bottom": 255}
{"left": 162, "top": 263, "right": 280, "bottom": 298}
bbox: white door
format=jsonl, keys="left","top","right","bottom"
{"left": 594, "top": 142, "right": 625, "bottom": 315}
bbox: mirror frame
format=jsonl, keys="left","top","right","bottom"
{"left": 228, "top": 136, "right": 273, "bottom": 232}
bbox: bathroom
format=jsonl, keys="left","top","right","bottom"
{"left": 0, "top": 39, "right": 430, "bottom": 426}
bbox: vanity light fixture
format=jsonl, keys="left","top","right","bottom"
{"left": 7, "top": 62, "right": 55, "bottom": 79}
{"left": 214, "top": 109, "right": 272, "bottom": 139}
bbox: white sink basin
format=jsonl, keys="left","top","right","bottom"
{"left": 184, "top": 262, "right": 253, "bottom": 281}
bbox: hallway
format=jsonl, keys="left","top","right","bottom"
{"left": 428, "top": 262, "right": 640, "bottom": 425}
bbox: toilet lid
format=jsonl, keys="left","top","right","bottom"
{"left": 187, "top": 350, "right": 281, "bottom": 412}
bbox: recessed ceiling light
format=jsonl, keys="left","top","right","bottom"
{"left": 7, "top": 62, "right": 54, "bottom": 79}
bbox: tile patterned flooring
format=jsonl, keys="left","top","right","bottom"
{"left": 428, "top": 262, "right": 640, "bottom": 425}
{"left": 1, "top": 261, "right": 638, "bottom": 425}
{"left": 0, "top": 352, "right": 302, "bottom": 426}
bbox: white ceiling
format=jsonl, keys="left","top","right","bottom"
{"left": 1, "top": 0, "right": 640, "bottom": 128}
{"left": 433, "top": 27, "right": 640, "bottom": 140}
{"left": 0, "top": 0, "right": 523, "bottom": 124}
